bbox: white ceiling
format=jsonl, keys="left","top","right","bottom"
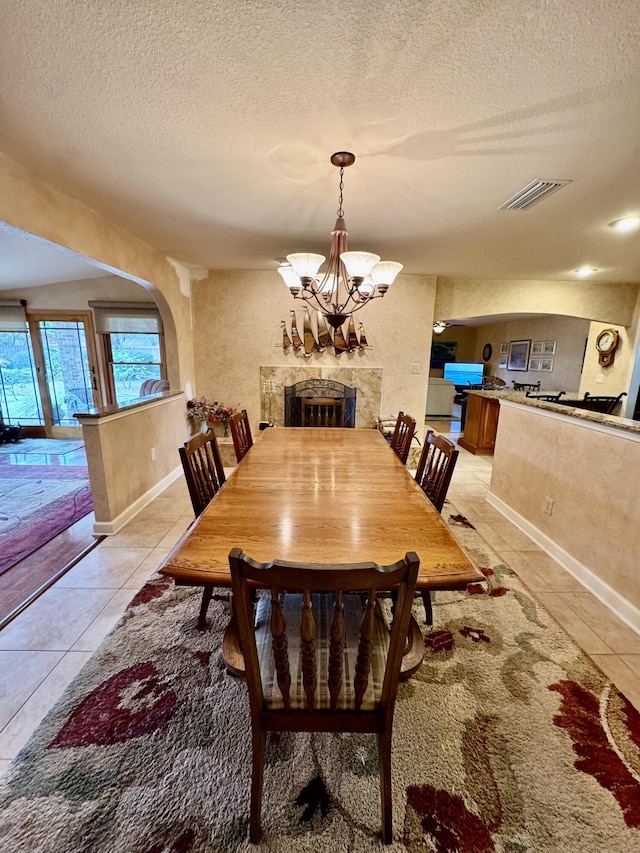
{"left": 1, "top": 0, "right": 640, "bottom": 288}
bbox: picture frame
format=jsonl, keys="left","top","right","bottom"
{"left": 541, "top": 357, "right": 554, "bottom": 372}
{"left": 508, "top": 339, "right": 531, "bottom": 371}
{"left": 528, "top": 357, "right": 541, "bottom": 371}
{"left": 543, "top": 340, "right": 557, "bottom": 355}
{"left": 500, "top": 342, "right": 509, "bottom": 355}
{"left": 531, "top": 341, "right": 543, "bottom": 355}
{"left": 498, "top": 356, "right": 507, "bottom": 368}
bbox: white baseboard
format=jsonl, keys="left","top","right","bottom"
{"left": 487, "top": 491, "right": 640, "bottom": 637}
{"left": 93, "top": 466, "right": 183, "bottom": 536}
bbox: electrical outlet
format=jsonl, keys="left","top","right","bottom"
{"left": 410, "top": 362, "right": 421, "bottom": 374}
{"left": 596, "top": 374, "right": 604, "bottom": 384}
{"left": 150, "top": 447, "right": 156, "bottom": 462}
{"left": 543, "top": 496, "right": 554, "bottom": 515}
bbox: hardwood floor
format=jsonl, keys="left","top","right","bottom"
{"left": 0, "top": 514, "right": 100, "bottom": 629}
{"left": 0, "top": 438, "right": 97, "bottom": 628}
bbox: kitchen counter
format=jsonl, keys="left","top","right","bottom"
{"left": 468, "top": 389, "right": 639, "bottom": 434}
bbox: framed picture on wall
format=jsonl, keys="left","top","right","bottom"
{"left": 531, "top": 341, "right": 543, "bottom": 355}
{"left": 541, "top": 358, "right": 554, "bottom": 372}
{"left": 508, "top": 339, "right": 531, "bottom": 371}
{"left": 529, "top": 357, "right": 541, "bottom": 371}
{"left": 500, "top": 342, "right": 509, "bottom": 354}
{"left": 543, "top": 340, "right": 557, "bottom": 354}
{"left": 498, "top": 356, "right": 507, "bottom": 368}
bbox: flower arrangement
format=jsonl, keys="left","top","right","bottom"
{"left": 187, "top": 397, "right": 237, "bottom": 435}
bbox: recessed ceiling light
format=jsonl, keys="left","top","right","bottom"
{"left": 608, "top": 216, "right": 640, "bottom": 232}
{"left": 574, "top": 267, "right": 598, "bottom": 277}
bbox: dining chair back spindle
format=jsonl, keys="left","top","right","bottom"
{"left": 390, "top": 411, "right": 416, "bottom": 464}
{"left": 229, "top": 547, "right": 420, "bottom": 844}
{"left": 230, "top": 409, "right": 253, "bottom": 462}
{"left": 415, "top": 430, "right": 459, "bottom": 514}
{"left": 178, "top": 429, "right": 226, "bottom": 628}
{"left": 302, "top": 397, "right": 344, "bottom": 427}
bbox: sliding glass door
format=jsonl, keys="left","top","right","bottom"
{"left": 29, "top": 312, "right": 100, "bottom": 437}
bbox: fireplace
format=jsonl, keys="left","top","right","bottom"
{"left": 260, "top": 366, "right": 383, "bottom": 429}
{"left": 284, "top": 379, "right": 356, "bottom": 427}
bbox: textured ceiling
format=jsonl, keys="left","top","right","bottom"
{"left": 1, "top": 0, "right": 640, "bottom": 285}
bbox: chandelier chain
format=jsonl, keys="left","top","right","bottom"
{"left": 337, "top": 166, "right": 345, "bottom": 218}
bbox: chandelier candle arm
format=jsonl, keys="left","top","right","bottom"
{"left": 278, "top": 152, "right": 402, "bottom": 327}
{"left": 370, "top": 261, "right": 403, "bottom": 293}
{"left": 340, "top": 251, "right": 381, "bottom": 281}
{"left": 277, "top": 265, "right": 303, "bottom": 294}
{"left": 286, "top": 253, "right": 325, "bottom": 282}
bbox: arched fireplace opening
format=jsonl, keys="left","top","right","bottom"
{"left": 284, "top": 379, "right": 356, "bottom": 427}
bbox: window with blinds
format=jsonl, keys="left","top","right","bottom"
{"left": 89, "top": 301, "right": 166, "bottom": 406}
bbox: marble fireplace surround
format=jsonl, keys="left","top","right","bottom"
{"left": 260, "top": 366, "right": 383, "bottom": 428}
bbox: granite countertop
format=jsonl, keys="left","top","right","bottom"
{"left": 74, "top": 390, "right": 184, "bottom": 420}
{"left": 468, "top": 389, "right": 640, "bottom": 434}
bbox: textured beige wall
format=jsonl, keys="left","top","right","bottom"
{"left": 435, "top": 277, "right": 639, "bottom": 326}
{"left": 473, "top": 315, "right": 591, "bottom": 391}
{"left": 0, "top": 153, "right": 194, "bottom": 391}
{"left": 192, "top": 270, "right": 437, "bottom": 436}
{"left": 490, "top": 404, "right": 640, "bottom": 611}
{"left": 579, "top": 322, "right": 635, "bottom": 403}
{"left": 1, "top": 275, "right": 148, "bottom": 308}
{"left": 80, "top": 395, "right": 186, "bottom": 525}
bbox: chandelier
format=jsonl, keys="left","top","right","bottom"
{"left": 277, "top": 152, "right": 402, "bottom": 329}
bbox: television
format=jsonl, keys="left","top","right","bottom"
{"left": 443, "top": 362, "right": 484, "bottom": 388}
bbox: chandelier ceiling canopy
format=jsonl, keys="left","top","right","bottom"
{"left": 277, "top": 152, "right": 402, "bottom": 329}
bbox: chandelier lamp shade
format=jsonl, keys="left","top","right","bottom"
{"left": 277, "top": 152, "right": 403, "bottom": 329}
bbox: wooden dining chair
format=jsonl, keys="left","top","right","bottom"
{"left": 390, "top": 411, "right": 416, "bottom": 464}
{"left": 178, "top": 429, "right": 226, "bottom": 628}
{"left": 414, "top": 430, "right": 460, "bottom": 626}
{"left": 415, "top": 430, "right": 459, "bottom": 514}
{"left": 229, "top": 547, "right": 420, "bottom": 844}
{"left": 229, "top": 409, "right": 253, "bottom": 462}
{"left": 302, "top": 397, "right": 344, "bottom": 427}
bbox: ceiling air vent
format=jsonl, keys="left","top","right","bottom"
{"left": 498, "top": 179, "right": 571, "bottom": 211}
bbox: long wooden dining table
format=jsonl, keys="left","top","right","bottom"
{"left": 159, "top": 427, "right": 483, "bottom": 676}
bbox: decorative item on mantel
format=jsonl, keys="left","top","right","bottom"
{"left": 276, "top": 151, "right": 402, "bottom": 329}
{"left": 280, "top": 309, "right": 370, "bottom": 357}
{"left": 186, "top": 398, "right": 237, "bottom": 436}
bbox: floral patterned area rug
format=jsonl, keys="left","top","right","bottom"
{"left": 0, "top": 510, "right": 639, "bottom": 852}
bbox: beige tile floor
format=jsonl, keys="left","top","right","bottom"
{"left": 1, "top": 439, "right": 639, "bottom": 781}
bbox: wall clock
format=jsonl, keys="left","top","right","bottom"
{"left": 595, "top": 328, "right": 619, "bottom": 367}
{"left": 482, "top": 343, "right": 493, "bottom": 361}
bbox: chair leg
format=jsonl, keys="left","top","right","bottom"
{"left": 420, "top": 590, "right": 433, "bottom": 626}
{"left": 197, "top": 584, "right": 214, "bottom": 630}
{"left": 378, "top": 729, "right": 393, "bottom": 844}
{"left": 249, "top": 728, "right": 266, "bottom": 843}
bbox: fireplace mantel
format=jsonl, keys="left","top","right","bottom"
{"left": 260, "top": 366, "right": 383, "bottom": 428}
